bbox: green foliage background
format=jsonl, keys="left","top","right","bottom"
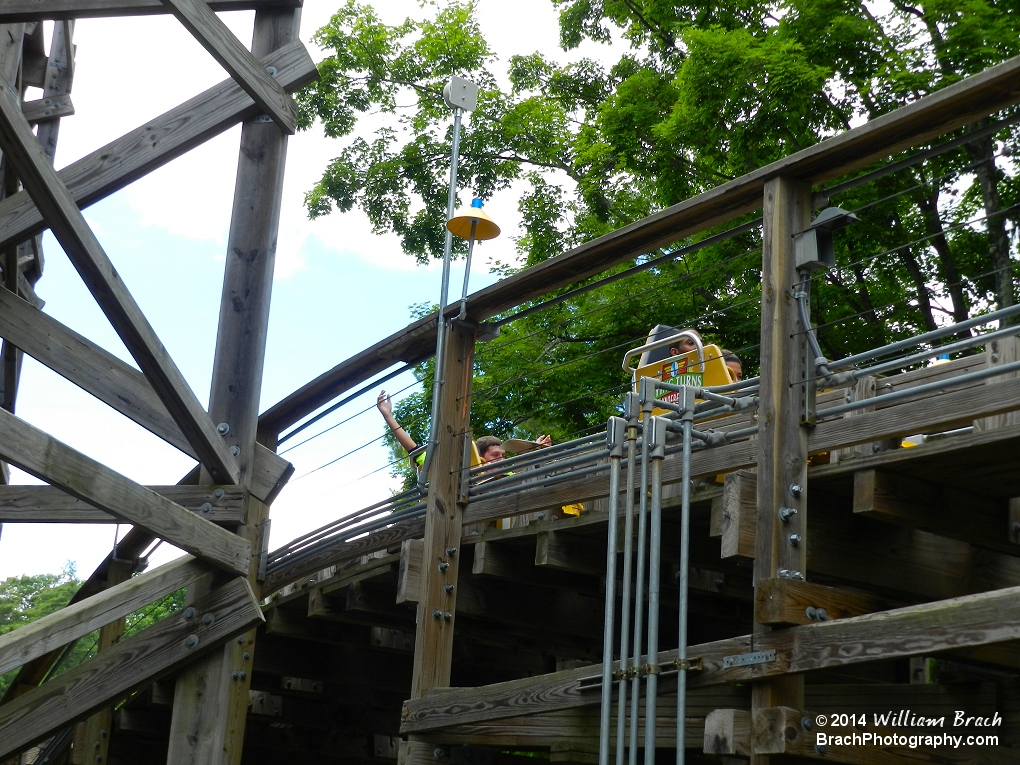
{"left": 297, "top": 0, "right": 1020, "bottom": 482}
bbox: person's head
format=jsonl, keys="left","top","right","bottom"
{"left": 475, "top": 435, "right": 505, "bottom": 463}
{"left": 668, "top": 329, "right": 702, "bottom": 357}
{"left": 721, "top": 349, "right": 743, "bottom": 381}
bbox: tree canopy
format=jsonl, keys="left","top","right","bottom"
{"left": 298, "top": 0, "right": 1020, "bottom": 480}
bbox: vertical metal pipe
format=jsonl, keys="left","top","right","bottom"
{"left": 643, "top": 417, "right": 667, "bottom": 763}
{"left": 676, "top": 388, "right": 695, "bottom": 765}
{"left": 458, "top": 219, "right": 478, "bottom": 320}
{"left": 418, "top": 107, "right": 464, "bottom": 489}
{"left": 600, "top": 418, "right": 626, "bottom": 765}
{"left": 628, "top": 380, "right": 655, "bottom": 765}
{"left": 616, "top": 392, "right": 639, "bottom": 765}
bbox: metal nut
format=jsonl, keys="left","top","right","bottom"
{"left": 185, "top": 635, "right": 199, "bottom": 648}
{"left": 801, "top": 715, "right": 813, "bottom": 731}
{"left": 230, "top": 445, "right": 241, "bottom": 457}
{"left": 438, "top": 562, "right": 450, "bottom": 572}
{"left": 789, "top": 484, "right": 804, "bottom": 497}
{"left": 213, "top": 488, "right": 226, "bottom": 500}
{"left": 445, "top": 547, "right": 458, "bottom": 556}
{"left": 202, "top": 613, "right": 215, "bottom": 626}
{"left": 200, "top": 502, "right": 213, "bottom": 514}
{"left": 183, "top": 607, "right": 197, "bottom": 620}
{"left": 217, "top": 422, "right": 230, "bottom": 435}
{"left": 788, "top": 533, "right": 802, "bottom": 547}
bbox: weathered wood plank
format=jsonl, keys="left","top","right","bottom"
{"left": 411, "top": 322, "right": 474, "bottom": 698}
{"left": 808, "top": 375, "right": 1020, "bottom": 455}
{"left": 165, "top": 10, "right": 301, "bottom": 763}
{"left": 160, "top": 0, "right": 297, "bottom": 133}
{"left": 534, "top": 530, "right": 603, "bottom": 577}
{"left": 719, "top": 469, "right": 757, "bottom": 559}
{"left": 0, "top": 555, "right": 210, "bottom": 676}
{"left": 703, "top": 709, "right": 751, "bottom": 756}
{"left": 0, "top": 253, "right": 292, "bottom": 503}
{"left": 0, "top": 577, "right": 263, "bottom": 759}
{"left": 755, "top": 577, "right": 900, "bottom": 626}
{"left": 853, "top": 469, "right": 1018, "bottom": 555}
{"left": 0, "top": 406, "right": 250, "bottom": 575}
{"left": 20, "top": 94, "right": 74, "bottom": 124}
{"left": 0, "top": 0, "right": 301, "bottom": 21}
{"left": 0, "top": 40, "right": 316, "bottom": 253}
{"left": 262, "top": 54, "right": 1020, "bottom": 434}
{"left": 0, "top": 484, "right": 244, "bottom": 524}
{"left": 401, "top": 585, "right": 1020, "bottom": 733}
{"left": 0, "top": 86, "right": 241, "bottom": 484}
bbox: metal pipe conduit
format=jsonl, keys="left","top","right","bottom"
{"left": 466, "top": 461, "right": 613, "bottom": 504}
{"left": 616, "top": 393, "right": 640, "bottom": 765}
{"left": 265, "top": 503, "right": 427, "bottom": 573}
{"left": 469, "top": 434, "right": 607, "bottom": 477}
{"left": 599, "top": 417, "right": 626, "bottom": 765}
{"left": 675, "top": 390, "right": 695, "bottom": 765}
{"left": 467, "top": 448, "right": 611, "bottom": 497}
{"left": 827, "top": 302, "right": 1020, "bottom": 372}
{"left": 849, "top": 325, "right": 1020, "bottom": 382}
{"left": 643, "top": 416, "right": 667, "bottom": 764}
{"left": 819, "top": 359, "right": 1020, "bottom": 420}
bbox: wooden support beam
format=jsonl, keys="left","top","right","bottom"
{"left": 0, "top": 556, "right": 202, "bottom": 676}
{"left": 0, "top": 406, "right": 250, "bottom": 575}
{"left": 70, "top": 559, "right": 132, "bottom": 765}
{"left": 752, "top": 175, "right": 810, "bottom": 758}
{"left": 472, "top": 539, "right": 597, "bottom": 593}
{"left": 20, "top": 94, "right": 74, "bottom": 123}
{"left": 397, "top": 538, "right": 424, "bottom": 605}
{"left": 0, "top": 86, "right": 240, "bottom": 484}
{"left": 166, "top": 10, "right": 300, "bottom": 764}
{"left": 534, "top": 530, "right": 604, "bottom": 577}
{"left": 402, "top": 584, "right": 1020, "bottom": 733}
{"left": 755, "top": 577, "right": 899, "bottom": 627}
{"left": 853, "top": 469, "right": 1019, "bottom": 555}
{"left": 703, "top": 709, "right": 751, "bottom": 756}
{"left": 0, "top": 0, "right": 303, "bottom": 23}
{"left": 0, "top": 285, "right": 291, "bottom": 503}
{"left": 719, "top": 469, "right": 757, "bottom": 559}
{"left": 0, "top": 577, "right": 263, "bottom": 759}
{"left": 159, "top": 0, "right": 297, "bottom": 133}
{"left": 0, "top": 484, "right": 244, "bottom": 523}
{"left": 35, "top": 16, "right": 75, "bottom": 164}
{"left": 0, "top": 40, "right": 316, "bottom": 254}
{"left": 410, "top": 321, "right": 475, "bottom": 699}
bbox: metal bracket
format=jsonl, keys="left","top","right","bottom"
{"left": 722, "top": 649, "right": 777, "bottom": 668}
{"left": 673, "top": 657, "right": 703, "bottom": 672}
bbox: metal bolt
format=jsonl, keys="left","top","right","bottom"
{"left": 778, "top": 506, "right": 798, "bottom": 522}
{"left": 434, "top": 748, "right": 446, "bottom": 759}
{"left": 185, "top": 635, "right": 199, "bottom": 648}
{"left": 217, "top": 422, "right": 230, "bottom": 435}
{"left": 100, "top": 730, "right": 108, "bottom": 738}
{"left": 242, "top": 652, "right": 251, "bottom": 660}
{"left": 789, "top": 484, "right": 804, "bottom": 497}
{"left": 536, "top": 512, "right": 545, "bottom": 520}
{"left": 992, "top": 353, "right": 1000, "bottom": 362}
{"left": 1011, "top": 521, "right": 1020, "bottom": 539}
{"left": 183, "top": 607, "right": 197, "bottom": 620}
{"left": 815, "top": 743, "right": 827, "bottom": 755}
{"left": 801, "top": 715, "right": 813, "bottom": 731}
{"left": 230, "top": 445, "right": 241, "bottom": 457}
{"left": 443, "top": 584, "right": 455, "bottom": 594}
{"left": 432, "top": 610, "right": 442, "bottom": 620}
{"left": 202, "top": 613, "right": 215, "bottom": 626}
{"left": 236, "top": 636, "right": 245, "bottom": 645}
{"left": 213, "top": 488, "right": 226, "bottom": 500}
{"left": 232, "top": 671, "right": 241, "bottom": 680}
{"left": 445, "top": 547, "right": 458, "bottom": 556}
{"left": 788, "top": 533, "right": 802, "bottom": 547}
{"left": 200, "top": 502, "right": 213, "bottom": 514}
{"left": 266, "top": 66, "right": 278, "bottom": 76}
{"left": 438, "top": 561, "right": 450, "bottom": 572}
{"left": 872, "top": 443, "right": 881, "bottom": 453}
{"left": 96, "top": 756, "right": 102, "bottom": 763}
{"left": 441, "top": 611, "right": 452, "bottom": 622}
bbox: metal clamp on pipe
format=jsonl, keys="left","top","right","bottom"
{"left": 607, "top": 416, "right": 626, "bottom": 458}
{"left": 649, "top": 416, "right": 668, "bottom": 458}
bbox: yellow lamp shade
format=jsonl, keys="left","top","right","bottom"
{"left": 447, "top": 198, "right": 501, "bottom": 241}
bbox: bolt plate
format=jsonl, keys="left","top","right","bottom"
{"left": 722, "top": 649, "right": 777, "bottom": 668}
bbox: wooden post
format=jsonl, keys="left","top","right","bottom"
{"left": 404, "top": 320, "right": 475, "bottom": 762}
{"left": 70, "top": 560, "right": 132, "bottom": 765}
{"left": 974, "top": 335, "right": 1020, "bottom": 432}
{"left": 165, "top": 8, "right": 301, "bottom": 765}
{"left": 752, "top": 177, "right": 810, "bottom": 760}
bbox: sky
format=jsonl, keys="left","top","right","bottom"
{"left": 0, "top": 1, "right": 613, "bottom": 579}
